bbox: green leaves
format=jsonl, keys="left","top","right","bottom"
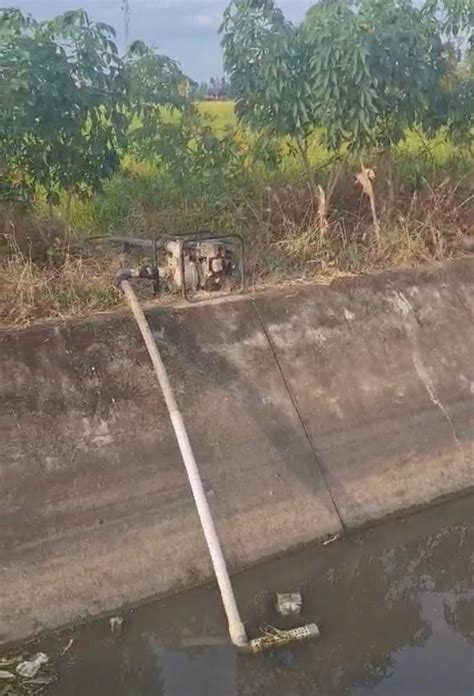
{"left": 304, "top": 0, "right": 449, "bottom": 151}
{"left": 423, "top": 0, "right": 474, "bottom": 37}
{"left": 1, "top": 9, "right": 129, "bottom": 205}
{"left": 125, "top": 40, "right": 190, "bottom": 112}
{"left": 222, "top": 0, "right": 469, "bottom": 154}
{"left": 221, "top": 0, "right": 316, "bottom": 141}
{"left": 2, "top": 0, "right": 471, "bottom": 210}
{"left": 123, "top": 41, "right": 194, "bottom": 163}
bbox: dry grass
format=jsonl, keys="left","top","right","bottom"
{"left": 1, "top": 172, "right": 472, "bottom": 326}
{"left": 245, "top": 173, "right": 473, "bottom": 280}
{"left": 0, "top": 206, "right": 121, "bottom": 325}
{"left": 0, "top": 253, "right": 124, "bottom": 325}
{"left": 0, "top": 204, "right": 65, "bottom": 261}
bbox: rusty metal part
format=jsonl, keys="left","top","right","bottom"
{"left": 179, "top": 234, "right": 246, "bottom": 302}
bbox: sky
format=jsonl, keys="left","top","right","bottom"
{"left": 12, "top": 0, "right": 316, "bottom": 81}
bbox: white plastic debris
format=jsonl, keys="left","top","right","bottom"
{"left": 276, "top": 591, "right": 303, "bottom": 617}
{"left": 61, "top": 638, "right": 74, "bottom": 655}
{"left": 110, "top": 616, "right": 124, "bottom": 634}
{"left": 0, "top": 670, "right": 15, "bottom": 680}
{"left": 16, "top": 653, "right": 49, "bottom": 678}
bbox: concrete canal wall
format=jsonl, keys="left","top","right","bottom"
{"left": 1, "top": 257, "right": 473, "bottom": 645}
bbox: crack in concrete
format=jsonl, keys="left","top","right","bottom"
{"left": 411, "top": 349, "right": 462, "bottom": 448}
{"left": 392, "top": 290, "right": 463, "bottom": 450}
{"left": 251, "top": 300, "right": 345, "bottom": 533}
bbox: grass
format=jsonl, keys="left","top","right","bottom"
{"left": 1, "top": 111, "right": 473, "bottom": 326}
{"left": 0, "top": 250, "right": 123, "bottom": 325}
{"left": 197, "top": 100, "right": 236, "bottom": 130}
{"left": 2, "top": 166, "right": 472, "bottom": 326}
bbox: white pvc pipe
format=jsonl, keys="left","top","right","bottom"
{"left": 121, "top": 280, "right": 247, "bottom": 647}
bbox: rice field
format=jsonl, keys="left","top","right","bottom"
{"left": 197, "top": 101, "right": 236, "bottom": 130}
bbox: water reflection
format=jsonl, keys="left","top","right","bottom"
{"left": 40, "top": 499, "right": 473, "bottom": 696}
{"left": 353, "top": 593, "right": 474, "bottom": 695}
{"left": 152, "top": 645, "right": 237, "bottom": 696}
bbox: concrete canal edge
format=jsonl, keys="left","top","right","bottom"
{"left": 1, "top": 257, "right": 473, "bottom": 645}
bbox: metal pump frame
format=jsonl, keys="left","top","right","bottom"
{"left": 89, "top": 232, "right": 246, "bottom": 301}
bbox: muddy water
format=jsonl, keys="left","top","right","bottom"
{"left": 28, "top": 497, "right": 474, "bottom": 695}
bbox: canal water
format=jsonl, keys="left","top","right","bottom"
{"left": 10, "top": 496, "right": 474, "bottom": 695}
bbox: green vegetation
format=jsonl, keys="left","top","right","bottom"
{"left": 198, "top": 101, "right": 237, "bottom": 130}
{"left": 0, "top": 1, "right": 473, "bottom": 324}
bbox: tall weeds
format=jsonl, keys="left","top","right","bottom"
{"left": 1, "top": 158, "right": 472, "bottom": 325}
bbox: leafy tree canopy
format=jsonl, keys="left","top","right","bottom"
{"left": 1, "top": 8, "right": 128, "bottom": 205}
{"left": 221, "top": 0, "right": 473, "bottom": 153}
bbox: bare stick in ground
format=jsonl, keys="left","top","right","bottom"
{"left": 356, "top": 167, "right": 380, "bottom": 245}
{"left": 316, "top": 184, "right": 329, "bottom": 241}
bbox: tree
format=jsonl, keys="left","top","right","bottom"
{"left": 125, "top": 40, "right": 190, "bottom": 111}
{"left": 221, "top": 0, "right": 318, "bottom": 171}
{"left": 197, "top": 81, "right": 209, "bottom": 99}
{"left": 219, "top": 77, "right": 232, "bottom": 98}
{"left": 426, "top": 0, "right": 474, "bottom": 37}
{"left": 420, "top": 1, "right": 474, "bottom": 146}
{"left": 221, "top": 0, "right": 472, "bottom": 156}
{"left": 206, "top": 76, "right": 232, "bottom": 99}
{"left": 305, "top": 0, "right": 448, "bottom": 152}
{"left": 0, "top": 9, "right": 129, "bottom": 234}
{"left": 124, "top": 40, "right": 194, "bottom": 159}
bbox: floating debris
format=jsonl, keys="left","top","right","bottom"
{"left": 61, "top": 639, "right": 74, "bottom": 656}
{"left": 323, "top": 533, "right": 340, "bottom": 547}
{"left": 0, "top": 670, "right": 15, "bottom": 680}
{"left": 0, "top": 653, "right": 54, "bottom": 695}
{"left": 16, "top": 653, "right": 49, "bottom": 679}
{"left": 109, "top": 616, "right": 124, "bottom": 634}
{"left": 276, "top": 592, "right": 303, "bottom": 617}
{"left": 247, "top": 624, "right": 320, "bottom": 654}
{"left": 0, "top": 659, "right": 19, "bottom": 670}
